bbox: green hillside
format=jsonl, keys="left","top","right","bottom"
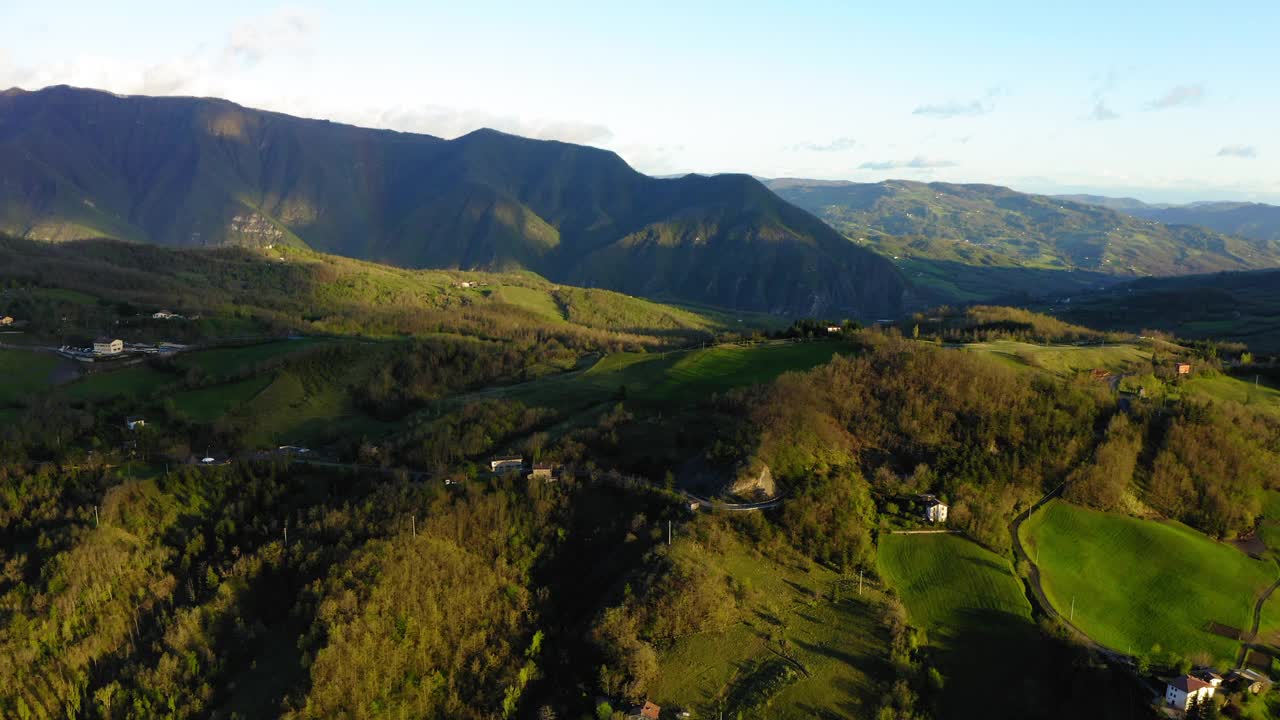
{"left": 1049, "top": 268, "right": 1280, "bottom": 353}
{"left": 766, "top": 179, "right": 1280, "bottom": 305}
{"left": 0, "top": 86, "right": 904, "bottom": 317}
{"left": 1020, "top": 500, "right": 1274, "bottom": 666}
{"left": 1061, "top": 195, "right": 1280, "bottom": 244}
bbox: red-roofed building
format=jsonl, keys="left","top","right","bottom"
{"left": 626, "top": 700, "right": 661, "bottom": 720}
{"left": 1164, "top": 674, "right": 1215, "bottom": 710}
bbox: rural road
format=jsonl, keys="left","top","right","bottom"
{"left": 1237, "top": 577, "right": 1280, "bottom": 668}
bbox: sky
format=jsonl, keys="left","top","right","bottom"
{"left": 3, "top": 0, "right": 1278, "bottom": 203}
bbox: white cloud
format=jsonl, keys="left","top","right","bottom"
{"left": 226, "top": 7, "right": 315, "bottom": 66}
{"left": 1146, "top": 84, "right": 1205, "bottom": 110}
{"left": 363, "top": 104, "right": 614, "bottom": 145}
{"left": 859, "top": 156, "right": 957, "bottom": 170}
{"left": 1217, "top": 144, "right": 1258, "bottom": 159}
{"left": 912, "top": 99, "right": 989, "bottom": 119}
{"left": 789, "top": 136, "right": 857, "bottom": 153}
{"left": 1089, "top": 101, "right": 1119, "bottom": 121}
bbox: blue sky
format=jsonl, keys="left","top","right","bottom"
{"left": 4, "top": 0, "right": 1277, "bottom": 202}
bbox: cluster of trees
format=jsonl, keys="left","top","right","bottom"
{"left": 724, "top": 333, "right": 1106, "bottom": 551}
{"left": 909, "top": 305, "right": 1120, "bottom": 345}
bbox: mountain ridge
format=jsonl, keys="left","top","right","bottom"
{"left": 0, "top": 85, "right": 904, "bottom": 318}
{"left": 1059, "top": 193, "right": 1280, "bottom": 244}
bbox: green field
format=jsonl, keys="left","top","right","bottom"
{"left": 506, "top": 340, "right": 852, "bottom": 413}
{"left": 0, "top": 349, "right": 59, "bottom": 405}
{"left": 172, "top": 375, "right": 274, "bottom": 423}
{"left": 62, "top": 365, "right": 172, "bottom": 403}
{"left": 649, "top": 537, "right": 889, "bottom": 718}
{"left": 1184, "top": 374, "right": 1280, "bottom": 419}
{"left": 961, "top": 340, "right": 1150, "bottom": 376}
{"left": 1020, "top": 500, "right": 1274, "bottom": 666}
{"left": 877, "top": 533, "right": 1063, "bottom": 717}
{"left": 29, "top": 287, "right": 97, "bottom": 305}
{"left": 176, "top": 338, "right": 334, "bottom": 377}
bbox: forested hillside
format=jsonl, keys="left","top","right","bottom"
{"left": 0, "top": 86, "right": 903, "bottom": 317}
{"left": 766, "top": 178, "right": 1280, "bottom": 305}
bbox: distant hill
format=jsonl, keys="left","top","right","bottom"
{"left": 1060, "top": 195, "right": 1280, "bottom": 244}
{"left": 0, "top": 86, "right": 904, "bottom": 318}
{"left": 1048, "top": 268, "right": 1280, "bottom": 353}
{"left": 767, "top": 179, "right": 1280, "bottom": 305}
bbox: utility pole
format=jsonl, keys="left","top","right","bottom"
{"left": 94, "top": 505, "right": 99, "bottom": 528}
{"left": 283, "top": 521, "right": 288, "bottom": 547}
{"left": 412, "top": 514, "right": 416, "bottom": 539}
{"left": 667, "top": 520, "right": 672, "bottom": 546}
{"left": 858, "top": 569, "right": 863, "bottom": 596}
{"left": 1070, "top": 595, "right": 1075, "bottom": 622}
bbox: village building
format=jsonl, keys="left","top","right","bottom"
{"left": 1176, "top": 362, "right": 1193, "bottom": 375}
{"left": 529, "top": 463, "right": 555, "bottom": 481}
{"left": 626, "top": 700, "right": 661, "bottom": 720}
{"left": 826, "top": 325, "right": 842, "bottom": 334}
{"left": 93, "top": 337, "right": 123, "bottom": 355}
{"left": 0, "top": 315, "right": 13, "bottom": 326}
{"left": 1227, "top": 668, "right": 1270, "bottom": 694}
{"left": 152, "top": 310, "right": 179, "bottom": 320}
{"left": 1164, "top": 674, "right": 1215, "bottom": 711}
{"left": 126, "top": 417, "right": 146, "bottom": 431}
{"left": 489, "top": 456, "right": 524, "bottom": 473}
{"left": 921, "top": 494, "right": 948, "bottom": 523}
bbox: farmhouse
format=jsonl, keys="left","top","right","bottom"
{"left": 489, "top": 456, "right": 524, "bottom": 473}
{"left": 1176, "top": 362, "right": 1192, "bottom": 375}
{"left": 0, "top": 315, "right": 13, "bottom": 326}
{"left": 1164, "top": 674, "right": 1215, "bottom": 711}
{"left": 529, "top": 463, "right": 555, "bottom": 481}
{"left": 922, "top": 494, "right": 948, "bottom": 523}
{"left": 125, "top": 417, "right": 146, "bottom": 431}
{"left": 626, "top": 700, "right": 661, "bottom": 720}
{"left": 94, "top": 337, "right": 123, "bottom": 355}
{"left": 152, "top": 310, "right": 180, "bottom": 320}
{"left": 826, "top": 325, "right": 842, "bottom": 334}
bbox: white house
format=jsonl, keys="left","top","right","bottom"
{"left": 489, "top": 456, "right": 524, "bottom": 473}
{"left": 922, "top": 495, "right": 948, "bottom": 523}
{"left": 152, "top": 310, "right": 180, "bottom": 320}
{"left": 826, "top": 325, "right": 842, "bottom": 334}
{"left": 93, "top": 337, "right": 123, "bottom": 355}
{"left": 1165, "top": 674, "right": 1215, "bottom": 711}
{"left": 126, "top": 417, "right": 146, "bottom": 431}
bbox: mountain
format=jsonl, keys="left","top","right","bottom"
{"left": 1060, "top": 195, "right": 1280, "bottom": 244}
{"left": 766, "top": 179, "right": 1280, "bottom": 305}
{"left": 1052, "top": 194, "right": 1158, "bottom": 212}
{"left": 0, "top": 86, "right": 904, "bottom": 318}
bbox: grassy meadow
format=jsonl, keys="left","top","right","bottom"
{"left": 506, "top": 340, "right": 853, "bottom": 414}
{"left": 648, "top": 536, "right": 890, "bottom": 718}
{"left": 877, "top": 533, "right": 1064, "bottom": 718}
{"left": 1020, "top": 500, "right": 1274, "bottom": 666}
{"left": 961, "top": 340, "right": 1150, "bottom": 376}
{"left": 0, "top": 348, "right": 59, "bottom": 405}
